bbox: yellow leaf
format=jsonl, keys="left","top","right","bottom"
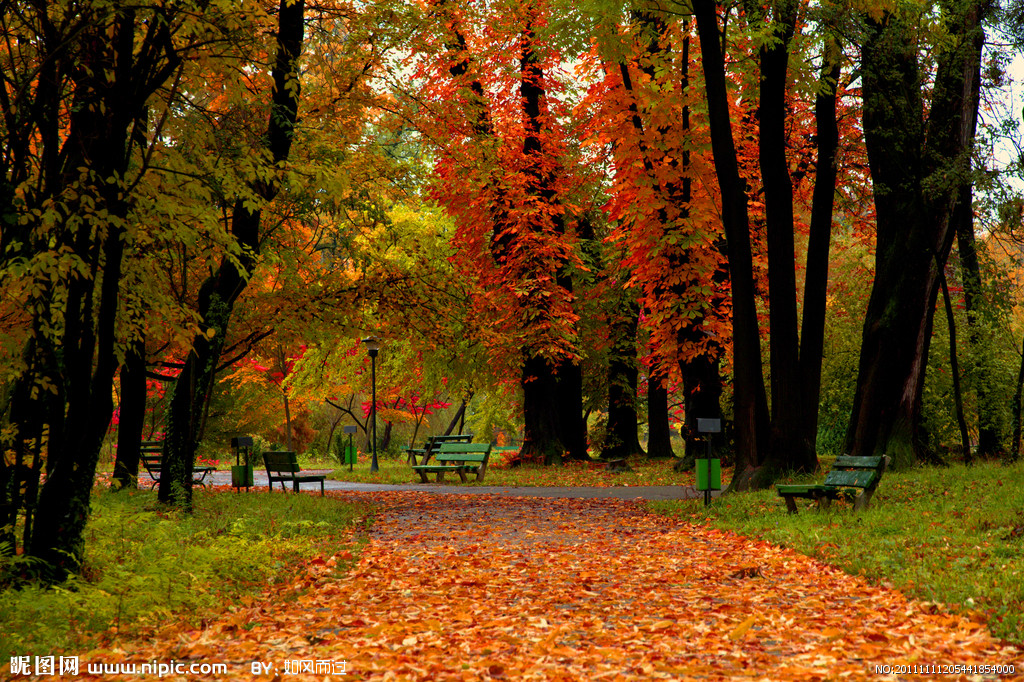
{"left": 728, "top": 616, "right": 757, "bottom": 640}
{"left": 821, "top": 628, "right": 844, "bottom": 641}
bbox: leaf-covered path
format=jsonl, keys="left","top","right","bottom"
{"left": 87, "top": 493, "right": 1023, "bottom": 680}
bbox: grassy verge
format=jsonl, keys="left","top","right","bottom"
{"left": 328, "top": 453, "right": 698, "bottom": 487}
{"left": 0, "top": 488, "right": 371, "bottom": 660}
{"left": 648, "top": 459, "right": 1024, "bottom": 644}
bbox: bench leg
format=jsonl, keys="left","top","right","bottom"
{"left": 456, "top": 468, "right": 467, "bottom": 483}
{"left": 416, "top": 470, "right": 430, "bottom": 483}
{"left": 854, "top": 489, "right": 873, "bottom": 512}
{"left": 782, "top": 495, "right": 798, "bottom": 514}
{"left": 436, "top": 470, "right": 445, "bottom": 483}
{"left": 476, "top": 464, "right": 487, "bottom": 483}
{"left": 319, "top": 480, "right": 324, "bottom": 496}
{"left": 818, "top": 496, "right": 832, "bottom": 510}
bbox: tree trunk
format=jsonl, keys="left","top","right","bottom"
{"left": 26, "top": 5, "right": 181, "bottom": 578}
{"left": 694, "top": 0, "right": 769, "bottom": 487}
{"left": 443, "top": 398, "right": 468, "bottom": 435}
{"left": 515, "top": 21, "right": 582, "bottom": 464}
{"left": 113, "top": 339, "right": 148, "bottom": 490}
{"left": 941, "top": 271, "right": 972, "bottom": 462}
{"left": 602, "top": 298, "right": 645, "bottom": 460}
{"left": 555, "top": 359, "right": 590, "bottom": 460}
{"left": 159, "top": 0, "right": 305, "bottom": 508}
{"left": 754, "top": 0, "right": 817, "bottom": 475}
{"left": 846, "top": 4, "right": 982, "bottom": 468}
{"left": 1011, "top": 335, "right": 1024, "bottom": 462}
{"left": 800, "top": 48, "right": 842, "bottom": 463}
{"left": 615, "top": 16, "right": 724, "bottom": 467}
{"left": 646, "top": 370, "right": 675, "bottom": 459}
{"left": 520, "top": 355, "right": 566, "bottom": 465}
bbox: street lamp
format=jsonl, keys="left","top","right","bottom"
{"left": 361, "top": 335, "right": 381, "bottom": 472}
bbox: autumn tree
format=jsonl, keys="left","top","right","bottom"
{"left": 845, "top": 0, "right": 985, "bottom": 466}
{"left": 411, "top": 0, "right": 590, "bottom": 464}
{"left": 158, "top": 0, "right": 307, "bottom": 508}
{"left": 0, "top": 0, "right": 242, "bottom": 578}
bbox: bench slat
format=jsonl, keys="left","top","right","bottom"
{"left": 832, "top": 455, "right": 885, "bottom": 469}
{"left": 822, "top": 469, "right": 878, "bottom": 489}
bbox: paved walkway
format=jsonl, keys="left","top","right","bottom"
{"left": 205, "top": 469, "right": 721, "bottom": 501}
{"left": 104, "top": 491, "right": 1024, "bottom": 680}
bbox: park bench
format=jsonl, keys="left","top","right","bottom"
{"left": 139, "top": 441, "right": 215, "bottom": 489}
{"left": 263, "top": 451, "right": 326, "bottom": 495}
{"left": 776, "top": 455, "right": 889, "bottom": 513}
{"left": 410, "top": 442, "right": 492, "bottom": 483}
{"left": 406, "top": 433, "right": 474, "bottom": 465}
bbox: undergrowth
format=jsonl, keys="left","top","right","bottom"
{"left": 0, "top": 489, "right": 370, "bottom": 660}
{"left": 649, "top": 459, "right": 1024, "bottom": 644}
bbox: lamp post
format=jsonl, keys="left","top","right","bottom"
{"left": 361, "top": 335, "right": 381, "bottom": 472}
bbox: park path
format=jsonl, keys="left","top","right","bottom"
{"left": 82, "top": 491, "right": 1023, "bottom": 680}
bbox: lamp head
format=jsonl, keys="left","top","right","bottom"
{"left": 361, "top": 335, "right": 381, "bottom": 357}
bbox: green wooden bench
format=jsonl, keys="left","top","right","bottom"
{"left": 406, "top": 434, "right": 474, "bottom": 466}
{"left": 776, "top": 455, "right": 889, "bottom": 513}
{"left": 139, "top": 441, "right": 215, "bottom": 489}
{"left": 410, "top": 442, "right": 491, "bottom": 483}
{"left": 263, "top": 451, "right": 326, "bottom": 496}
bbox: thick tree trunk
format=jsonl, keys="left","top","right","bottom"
{"left": 756, "top": 0, "right": 818, "bottom": 475}
{"left": 846, "top": 5, "right": 982, "bottom": 468}
{"left": 516, "top": 22, "right": 584, "bottom": 464}
{"left": 520, "top": 355, "right": 566, "bottom": 465}
{"left": 160, "top": 0, "right": 305, "bottom": 507}
{"left": 694, "top": 0, "right": 769, "bottom": 486}
{"left": 555, "top": 359, "right": 589, "bottom": 460}
{"left": 27, "top": 4, "right": 182, "bottom": 577}
{"left": 113, "top": 339, "right": 148, "bottom": 489}
{"left": 646, "top": 371, "right": 675, "bottom": 459}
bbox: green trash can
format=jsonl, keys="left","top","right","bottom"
{"left": 231, "top": 464, "right": 254, "bottom": 488}
{"left": 696, "top": 458, "right": 721, "bottom": 491}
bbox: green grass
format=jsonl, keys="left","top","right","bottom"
{"left": 0, "top": 487, "right": 371, "bottom": 660}
{"left": 648, "top": 459, "right": 1024, "bottom": 644}
{"left": 328, "top": 452, "right": 699, "bottom": 487}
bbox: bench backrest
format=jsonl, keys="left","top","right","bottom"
{"left": 140, "top": 451, "right": 162, "bottom": 474}
{"left": 823, "top": 456, "right": 886, "bottom": 489}
{"left": 263, "top": 451, "right": 300, "bottom": 474}
{"left": 425, "top": 434, "right": 473, "bottom": 450}
{"left": 435, "top": 442, "right": 491, "bottom": 463}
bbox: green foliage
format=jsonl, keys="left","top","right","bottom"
{"left": 650, "top": 460, "right": 1024, "bottom": 644}
{"left": 0, "top": 489, "right": 369, "bottom": 659}
{"left": 816, "top": 237, "right": 872, "bottom": 455}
